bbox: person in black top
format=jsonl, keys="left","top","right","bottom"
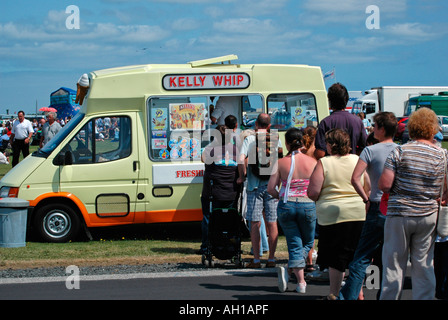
{"left": 199, "top": 117, "right": 240, "bottom": 254}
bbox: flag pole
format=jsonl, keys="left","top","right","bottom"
{"left": 333, "top": 66, "right": 336, "bottom": 83}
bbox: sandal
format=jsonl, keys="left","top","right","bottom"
{"left": 305, "top": 264, "right": 316, "bottom": 272}
{"left": 321, "top": 294, "right": 337, "bottom": 300}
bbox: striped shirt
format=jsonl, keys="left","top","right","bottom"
{"left": 384, "top": 141, "right": 447, "bottom": 217}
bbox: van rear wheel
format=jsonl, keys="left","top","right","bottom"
{"left": 34, "top": 203, "right": 80, "bottom": 243}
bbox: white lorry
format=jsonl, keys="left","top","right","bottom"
{"left": 351, "top": 86, "right": 448, "bottom": 123}
{"left": 347, "top": 91, "right": 363, "bottom": 111}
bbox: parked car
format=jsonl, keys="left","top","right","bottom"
{"left": 400, "top": 118, "right": 411, "bottom": 143}
{"left": 438, "top": 115, "right": 448, "bottom": 139}
{"left": 395, "top": 116, "right": 408, "bottom": 141}
{"left": 402, "top": 115, "right": 447, "bottom": 144}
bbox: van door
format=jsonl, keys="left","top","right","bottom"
{"left": 58, "top": 113, "right": 139, "bottom": 224}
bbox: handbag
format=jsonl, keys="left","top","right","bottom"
{"left": 380, "top": 192, "right": 389, "bottom": 215}
{"left": 437, "top": 150, "right": 448, "bottom": 238}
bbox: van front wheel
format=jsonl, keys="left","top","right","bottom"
{"left": 34, "top": 203, "right": 80, "bottom": 243}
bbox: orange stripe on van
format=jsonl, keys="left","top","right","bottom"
{"left": 29, "top": 192, "right": 89, "bottom": 218}
{"left": 144, "top": 209, "right": 203, "bottom": 223}
{"left": 29, "top": 193, "right": 202, "bottom": 226}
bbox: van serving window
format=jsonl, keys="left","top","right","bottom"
{"left": 147, "top": 95, "right": 263, "bottom": 162}
{"left": 267, "top": 93, "right": 318, "bottom": 131}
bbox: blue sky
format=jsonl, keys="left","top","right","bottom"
{"left": 1, "top": 0, "right": 447, "bottom": 114}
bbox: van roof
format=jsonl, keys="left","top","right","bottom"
{"left": 90, "top": 54, "right": 311, "bottom": 78}
{"left": 85, "top": 55, "right": 327, "bottom": 114}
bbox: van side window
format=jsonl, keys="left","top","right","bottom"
{"left": 64, "top": 116, "right": 131, "bottom": 164}
{"left": 147, "top": 95, "right": 263, "bottom": 162}
{"left": 267, "top": 93, "right": 318, "bottom": 131}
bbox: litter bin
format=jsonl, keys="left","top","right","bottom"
{"left": 0, "top": 198, "right": 29, "bottom": 248}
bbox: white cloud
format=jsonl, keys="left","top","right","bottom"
{"left": 171, "top": 18, "right": 201, "bottom": 31}
{"left": 0, "top": 19, "right": 170, "bottom": 44}
{"left": 204, "top": 6, "right": 224, "bottom": 19}
{"left": 385, "top": 22, "right": 439, "bottom": 39}
{"left": 235, "top": 0, "right": 289, "bottom": 16}
{"left": 115, "top": 25, "right": 169, "bottom": 42}
{"left": 213, "top": 18, "right": 277, "bottom": 35}
{"left": 300, "top": 0, "right": 408, "bottom": 25}
{"left": 303, "top": 0, "right": 407, "bottom": 14}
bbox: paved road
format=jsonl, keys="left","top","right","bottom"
{"left": 0, "top": 265, "right": 436, "bottom": 319}
{"left": 0, "top": 267, "right": 410, "bottom": 301}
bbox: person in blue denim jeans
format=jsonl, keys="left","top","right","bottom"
{"left": 339, "top": 112, "right": 398, "bottom": 300}
{"left": 276, "top": 200, "right": 316, "bottom": 293}
{"left": 268, "top": 128, "right": 317, "bottom": 293}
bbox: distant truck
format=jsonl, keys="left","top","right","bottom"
{"left": 347, "top": 91, "right": 363, "bottom": 112}
{"left": 351, "top": 86, "right": 448, "bottom": 123}
{"left": 404, "top": 91, "right": 448, "bottom": 116}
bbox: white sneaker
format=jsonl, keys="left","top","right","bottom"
{"left": 277, "top": 267, "right": 289, "bottom": 292}
{"left": 296, "top": 282, "right": 307, "bottom": 294}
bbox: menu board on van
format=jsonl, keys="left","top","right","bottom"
{"left": 169, "top": 103, "right": 206, "bottom": 130}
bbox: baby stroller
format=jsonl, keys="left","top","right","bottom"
{"left": 202, "top": 180, "right": 243, "bottom": 268}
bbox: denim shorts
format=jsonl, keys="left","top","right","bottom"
{"left": 277, "top": 200, "right": 316, "bottom": 268}
{"left": 245, "top": 185, "right": 278, "bottom": 222}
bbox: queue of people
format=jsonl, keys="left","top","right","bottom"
{"left": 5, "top": 88, "right": 447, "bottom": 300}
{"left": 199, "top": 83, "right": 448, "bottom": 300}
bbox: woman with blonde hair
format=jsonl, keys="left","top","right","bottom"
{"left": 379, "top": 107, "right": 447, "bottom": 300}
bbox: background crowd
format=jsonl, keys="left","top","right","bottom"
{"left": 0, "top": 111, "right": 68, "bottom": 167}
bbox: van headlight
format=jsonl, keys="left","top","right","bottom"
{"left": 0, "top": 187, "right": 19, "bottom": 198}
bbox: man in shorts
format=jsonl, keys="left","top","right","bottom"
{"left": 238, "top": 113, "right": 282, "bottom": 268}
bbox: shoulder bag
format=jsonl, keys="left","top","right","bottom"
{"left": 437, "top": 150, "right": 448, "bottom": 238}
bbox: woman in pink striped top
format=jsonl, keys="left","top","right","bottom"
{"left": 268, "top": 127, "right": 317, "bottom": 294}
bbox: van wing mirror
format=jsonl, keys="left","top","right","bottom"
{"left": 53, "top": 151, "right": 73, "bottom": 166}
{"left": 65, "top": 151, "right": 73, "bottom": 165}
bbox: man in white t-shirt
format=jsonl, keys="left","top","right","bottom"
{"left": 211, "top": 96, "right": 241, "bottom": 126}
{"left": 11, "top": 110, "right": 34, "bottom": 167}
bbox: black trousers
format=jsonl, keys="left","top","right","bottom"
{"left": 435, "top": 241, "right": 448, "bottom": 300}
{"left": 12, "top": 139, "right": 30, "bottom": 167}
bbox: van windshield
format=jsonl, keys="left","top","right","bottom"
{"left": 33, "top": 112, "right": 85, "bottom": 158}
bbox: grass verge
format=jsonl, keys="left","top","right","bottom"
{"left": 0, "top": 236, "right": 289, "bottom": 270}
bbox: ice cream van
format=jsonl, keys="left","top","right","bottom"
{"left": 0, "top": 54, "right": 329, "bottom": 242}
